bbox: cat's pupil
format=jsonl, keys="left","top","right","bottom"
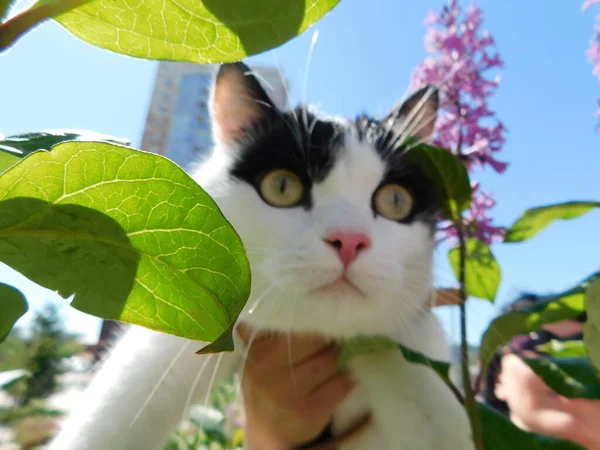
{"left": 393, "top": 191, "right": 400, "bottom": 208}
{"left": 279, "top": 177, "right": 287, "bottom": 194}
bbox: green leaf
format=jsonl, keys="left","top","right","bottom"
{"left": 405, "top": 144, "right": 471, "bottom": 221}
{"left": 584, "top": 280, "right": 600, "bottom": 371}
{"left": 448, "top": 238, "right": 501, "bottom": 302}
{"left": 339, "top": 335, "right": 450, "bottom": 382}
{"left": 504, "top": 201, "right": 600, "bottom": 243}
{"left": 0, "top": 0, "right": 14, "bottom": 21}
{"left": 196, "top": 323, "right": 236, "bottom": 355}
{"left": 339, "top": 335, "right": 397, "bottom": 368}
{"left": 0, "top": 141, "right": 250, "bottom": 342}
{"left": 0, "top": 130, "right": 130, "bottom": 173}
{"left": 0, "top": 129, "right": 130, "bottom": 155}
{"left": 479, "top": 271, "right": 599, "bottom": 368}
{"left": 0, "top": 283, "right": 28, "bottom": 343}
{"left": 479, "top": 403, "right": 584, "bottom": 449}
{"left": 536, "top": 340, "right": 588, "bottom": 358}
{"left": 52, "top": 0, "right": 340, "bottom": 63}
{"left": 0, "top": 151, "right": 20, "bottom": 175}
{"left": 521, "top": 357, "right": 600, "bottom": 399}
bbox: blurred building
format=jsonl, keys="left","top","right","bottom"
{"left": 140, "top": 62, "right": 288, "bottom": 171}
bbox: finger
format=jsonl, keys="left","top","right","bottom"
{"left": 246, "top": 333, "right": 332, "bottom": 375}
{"left": 283, "top": 347, "right": 342, "bottom": 395}
{"left": 304, "top": 373, "right": 354, "bottom": 416}
{"left": 433, "top": 288, "right": 461, "bottom": 307}
{"left": 237, "top": 322, "right": 270, "bottom": 344}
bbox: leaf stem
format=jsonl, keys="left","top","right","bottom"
{"left": 0, "top": 0, "right": 92, "bottom": 54}
{"left": 457, "top": 219, "right": 485, "bottom": 450}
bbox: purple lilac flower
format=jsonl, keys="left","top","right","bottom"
{"left": 225, "top": 401, "right": 245, "bottom": 432}
{"left": 411, "top": 0, "right": 506, "bottom": 244}
{"left": 583, "top": 0, "right": 600, "bottom": 130}
{"left": 438, "top": 182, "right": 506, "bottom": 245}
{"left": 583, "top": 0, "right": 600, "bottom": 11}
{"left": 411, "top": 0, "right": 508, "bottom": 174}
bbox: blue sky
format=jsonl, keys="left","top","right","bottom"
{"left": 1, "top": 0, "right": 599, "bottom": 345}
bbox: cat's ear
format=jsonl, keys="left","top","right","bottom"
{"left": 385, "top": 85, "right": 439, "bottom": 143}
{"left": 211, "top": 62, "right": 277, "bottom": 147}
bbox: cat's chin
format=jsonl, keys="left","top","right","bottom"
{"left": 239, "top": 286, "right": 429, "bottom": 340}
{"left": 316, "top": 276, "right": 366, "bottom": 298}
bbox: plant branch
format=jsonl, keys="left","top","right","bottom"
{"left": 456, "top": 218, "right": 485, "bottom": 450}
{"left": 0, "top": 0, "right": 92, "bottom": 54}
{"left": 455, "top": 100, "right": 464, "bottom": 156}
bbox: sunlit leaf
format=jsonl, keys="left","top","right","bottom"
{"left": 584, "top": 280, "right": 600, "bottom": 371}
{"left": 0, "top": 129, "right": 130, "bottom": 173}
{"left": 0, "top": 283, "right": 28, "bottom": 343}
{"left": 479, "top": 272, "right": 599, "bottom": 368}
{"left": 504, "top": 201, "right": 600, "bottom": 243}
{"left": 0, "top": 151, "right": 19, "bottom": 174}
{"left": 406, "top": 144, "right": 471, "bottom": 221}
{"left": 536, "top": 340, "right": 588, "bottom": 358}
{"left": 448, "top": 238, "right": 501, "bottom": 301}
{"left": 0, "top": 141, "right": 250, "bottom": 342}
{"left": 521, "top": 357, "right": 600, "bottom": 399}
{"left": 53, "top": 0, "right": 340, "bottom": 63}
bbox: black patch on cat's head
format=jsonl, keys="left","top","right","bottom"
{"left": 354, "top": 86, "right": 441, "bottom": 227}
{"left": 213, "top": 62, "right": 343, "bottom": 209}
{"left": 212, "top": 63, "right": 440, "bottom": 225}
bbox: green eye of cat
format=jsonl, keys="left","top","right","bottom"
{"left": 374, "top": 184, "right": 414, "bottom": 221}
{"left": 259, "top": 169, "right": 304, "bottom": 207}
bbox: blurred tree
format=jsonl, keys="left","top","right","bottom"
{"left": 20, "top": 303, "right": 82, "bottom": 406}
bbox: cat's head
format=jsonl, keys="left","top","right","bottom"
{"left": 193, "top": 62, "right": 440, "bottom": 338}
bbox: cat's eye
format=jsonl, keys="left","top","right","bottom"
{"left": 259, "top": 169, "right": 304, "bottom": 207}
{"left": 374, "top": 184, "right": 414, "bottom": 221}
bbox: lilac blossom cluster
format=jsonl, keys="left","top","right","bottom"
{"left": 583, "top": 0, "right": 600, "bottom": 130}
{"left": 410, "top": 0, "right": 506, "bottom": 244}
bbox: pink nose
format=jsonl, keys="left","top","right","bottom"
{"left": 323, "top": 232, "right": 371, "bottom": 268}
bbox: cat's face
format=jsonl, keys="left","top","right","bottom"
{"left": 193, "top": 63, "right": 440, "bottom": 339}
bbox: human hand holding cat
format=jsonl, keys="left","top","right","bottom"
{"left": 238, "top": 323, "right": 354, "bottom": 450}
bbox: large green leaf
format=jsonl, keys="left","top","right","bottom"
{"left": 479, "top": 403, "right": 584, "bottom": 449}
{"left": 0, "top": 151, "right": 19, "bottom": 175}
{"left": 479, "top": 272, "right": 599, "bottom": 368}
{"left": 0, "top": 130, "right": 130, "bottom": 173}
{"left": 53, "top": 0, "right": 340, "bottom": 63}
{"left": 406, "top": 144, "right": 471, "bottom": 221}
{"left": 521, "top": 357, "right": 600, "bottom": 399}
{"left": 0, "top": 283, "right": 28, "bottom": 343}
{"left": 584, "top": 280, "right": 600, "bottom": 371}
{"left": 504, "top": 201, "right": 600, "bottom": 243}
{"left": 0, "top": 141, "right": 250, "bottom": 342}
{"left": 448, "top": 238, "right": 501, "bottom": 302}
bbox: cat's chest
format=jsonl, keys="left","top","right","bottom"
{"left": 332, "top": 350, "right": 472, "bottom": 450}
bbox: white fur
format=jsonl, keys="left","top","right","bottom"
{"left": 49, "top": 122, "right": 472, "bottom": 450}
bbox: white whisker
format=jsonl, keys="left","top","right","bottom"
{"left": 199, "top": 352, "right": 224, "bottom": 431}
{"left": 302, "top": 30, "right": 320, "bottom": 128}
{"left": 181, "top": 353, "right": 215, "bottom": 422}
{"left": 129, "top": 342, "right": 190, "bottom": 427}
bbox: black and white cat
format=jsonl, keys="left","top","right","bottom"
{"left": 48, "top": 62, "right": 473, "bottom": 450}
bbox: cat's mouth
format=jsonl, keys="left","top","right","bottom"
{"left": 318, "top": 276, "right": 365, "bottom": 297}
